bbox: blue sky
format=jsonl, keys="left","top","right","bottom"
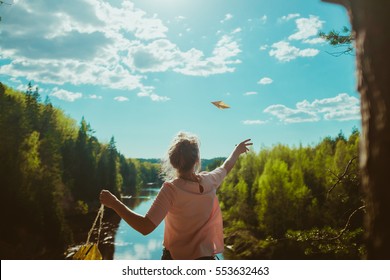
{"left": 0, "top": 0, "right": 360, "bottom": 159}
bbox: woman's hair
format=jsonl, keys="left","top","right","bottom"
{"left": 161, "top": 131, "right": 200, "bottom": 181}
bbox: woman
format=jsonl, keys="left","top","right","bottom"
{"left": 100, "top": 132, "right": 252, "bottom": 260}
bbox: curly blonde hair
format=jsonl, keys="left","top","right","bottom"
{"left": 161, "top": 131, "right": 201, "bottom": 181}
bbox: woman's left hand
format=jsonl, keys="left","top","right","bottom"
{"left": 99, "top": 190, "right": 119, "bottom": 209}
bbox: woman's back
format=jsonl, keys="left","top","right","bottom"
{"left": 146, "top": 167, "right": 227, "bottom": 259}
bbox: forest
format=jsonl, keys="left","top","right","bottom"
{"left": 0, "top": 82, "right": 162, "bottom": 259}
{"left": 219, "top": 128, "right": 363, "bottom": 259}
{"left": 0, "top": 82, "right": 363, "bottom": 259}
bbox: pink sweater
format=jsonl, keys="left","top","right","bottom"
{"left": 146, "top": 167, "right": 227, "bottom": 260}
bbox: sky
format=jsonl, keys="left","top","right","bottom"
{"left": 0, "top": 0, "right": 361, "bottom": 159}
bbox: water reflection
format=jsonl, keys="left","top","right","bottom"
{"left": 114, "top": 188, "right": 165, "bottom": 260}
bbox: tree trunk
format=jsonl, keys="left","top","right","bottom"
{"left": 323, "top": 0, "right": 390, "bottom": 259}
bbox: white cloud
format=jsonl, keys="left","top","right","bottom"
{"left": 244, "top": 91, "right": 258, "bottom": 96}
{"left": 259, "top": 45, "right": 268, "bottom": 51}
{"left": 258, "top": 77, "right": 273, "bottom": 85}
{"left": 264, "top": 93, "right": 361, "bottom": 123}
{"left": 264, "top": 104, "right": 319, "bottom": 123}
{"left": 175, "top": 35, "right": 241, "bottom": 76}
{"left": 50, "top": 87, "right": 82, "bottom": 102}
{"left": 137, "top": 92, "right": 149, "bottom": 98}
{"left": 126, "top": 39, "right": 182, "bottom": 72}
{"left": 269, "top": 41, "right": 319, "bottom": 62}
{"left": 8, "top": 76, "right": 21, "bottom": 83}
{"left": 0, "top": 58, "right": 144, "bottom": 91}
{"left": 303, "top": 37, "right": 326, "bottom": 44}
{"left": 212, "top": 35, "right": 241, "bottom": 60}
{"left": 267, "top": 14, "right": 323, "bottom": 62}
{"left": 16, "top": 84, "right": 27, "bottom": 92}
{"left": 221, "top": 13, "right": 233, "bottom": 23}
{"left": 137, "top": 92, "right": 170, "bottom": 102}
{"left": 0, "top": 0, "right": 242, "bottom": 103}
{"left": 89, "top": 94, "right": 103, "bottom": 99}
{"left": 296, "top": 93, "right": 361, "bottom": 121}
{"left": 137, "top": 86, "right": 170, "bottom": 102}
{"left": 175, "top": 16, "right": 186, "bottom": 21}
{"left": 0, "top": 0, "right": 157, "bottom": 93}
{"left": 123, "top": 34, "right": 241, "bottom": 77}
{"left": 288, "top": 15, "right": 324, "bottom": 41}
{"left": 232, "top": 28, "right": 242, "bottom": 34}
{"left": 114, "top": 96, "right": 129, "bottom": 102}
{"left": 150, "top": 93, "right": 170, "bottom": 102}
{"left": 298, "top": 48, "right": 321, "bottom": 57}
{"left": 93, "top": 0, "right": 168, "bottom": 41}
{"left": 133, "top": 17, "right": 168, "bottom": 41}
{"left": 242, "top": 120, "right": 268, "bottom": 125}
{"left": 260, "top": 15, "right": 267, "bottom": 24}
{"left": 280, "top": 13, "right": 301, "bottom": 22}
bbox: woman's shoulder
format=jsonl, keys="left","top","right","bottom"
{"left": 199, "top": 166, "right": 226, "bottom": 177}
{"left": 159, "top": 181, "right": 178, "bottom": 199}
{"left": 198, "top": 167, "right": 227, "bottom": 189}
{"left": 163, "top": 180, "right": 174, "bottom": 186}
{"left": 163, "top": 181, "right": 176, "bottom": 188}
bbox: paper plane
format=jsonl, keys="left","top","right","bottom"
{"left": 211, "top": 101, "right": 230, "bottom": 109}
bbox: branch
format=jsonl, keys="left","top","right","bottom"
{"left": 319, "top": 27, "right": 354, "bottom": 57}
{"left": 327, "top": 156, "right": 357, "bottom": 198}
{"left": 327, "top": 205, "right": 365, "bottom": 241}
{"left": 325, "top": 49, "right": 354, "bottom": 57}
{"left": 300, "top": 205, "right": 365, "bottom": 242}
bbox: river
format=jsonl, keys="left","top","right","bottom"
{"left": 113, "top": 188, "right": 165, "bottom": 260}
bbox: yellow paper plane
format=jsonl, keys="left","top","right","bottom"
{"left": 211, "top": 101, "right": 230, "bottom": 109}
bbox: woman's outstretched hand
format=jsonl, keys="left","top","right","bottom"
{"left": 235, "top": 139, "right": 253, "bottom": 155}
{"left": 99, "top": 190, "right": 119, "bottom": 209}
{"left": 222, "top": 139, "right": 253, "bottom": 174}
